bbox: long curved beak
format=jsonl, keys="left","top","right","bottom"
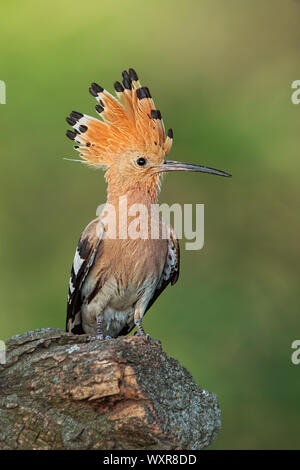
{"left": 155, "top": 160, "right": 232, "bottom": 177}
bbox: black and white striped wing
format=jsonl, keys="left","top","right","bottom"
{"left": 66, "top": 218, "right": 104, "bottom": 334}
{"left": 145, "top": 226, "right": 180, "bottom": 313}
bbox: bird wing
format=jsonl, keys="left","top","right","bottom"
{"left": 66, "top": 218, "right": 104, "bottom": 334}
{"left": 145, "top": 226, "right": 180, "bottom": 313}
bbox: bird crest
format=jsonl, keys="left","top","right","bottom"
{"left": 66, "top": 68, "right": 173, "bottom": 169}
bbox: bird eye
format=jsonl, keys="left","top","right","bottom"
{"left": 136, "top": 157, "right": 147, "bottom": 166}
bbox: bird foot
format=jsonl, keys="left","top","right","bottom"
{"left": 134, "top": 331, "right": 160, "bottom": 343}
{"left": 86, "top": 334, "right": 112, "bottom": 342}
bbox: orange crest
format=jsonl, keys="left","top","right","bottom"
{"left": 66, "top": 69, "right": 173, "bottom": 167}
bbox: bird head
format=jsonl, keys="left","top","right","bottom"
{"left": 66, "top": 68, "right": 231, "bottom": 195}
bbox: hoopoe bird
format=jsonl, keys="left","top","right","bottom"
{"left": 65, "top": 68, "right": 231, "bottom": 340}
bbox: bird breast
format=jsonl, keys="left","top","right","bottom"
{"left": 81, "top": 236, "right": 168, "bottom": 337}
{"left": 97, "top": 236, "right": 168, "bottom": 292}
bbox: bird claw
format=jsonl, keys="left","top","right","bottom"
{"left": 134, "top": 331, "right": 159, "bottom": 343}
{"left": 86, "top": 334, "right": 104, "bottom": 341}
{"left": 86, "top": 334, "right": 112, "bottom": 342}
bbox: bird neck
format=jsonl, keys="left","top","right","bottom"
{"left": 106, "top": 175, "right": 161, "bottom": 207}
{"left": 102, "top": 177, "right": 162, "bottom": 240}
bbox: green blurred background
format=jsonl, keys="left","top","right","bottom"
{"left": 1, "top": 0, "right": 300, "bottom": 449}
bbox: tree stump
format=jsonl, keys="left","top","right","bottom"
{"left": 0, "top": 328, "right": 221, "bottom": 450}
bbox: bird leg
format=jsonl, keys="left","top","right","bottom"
{"left": 134, "top": 318, "right": 160, "bottom": 343}
{"left": 86, "top": 315, "right": 112, "bottom": 341}
{"left": 134, "top": 317, "right": 160, "bottom": 343}
{"left": 133, "top": 304, "right": 160, "bottom": 343}
{"left": 134, "top": 317, "right": 149, "bottom": 338}
{"left": 96, "top": 315, "right": 104, "bottom": 338}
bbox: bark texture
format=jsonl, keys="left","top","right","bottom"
{"left": 0, "top": 328, "right": 221, "bottom": 450}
